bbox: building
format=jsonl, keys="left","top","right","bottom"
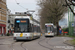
{"left": 0, "top": 0, "right": 7, "bottom": 36}
{"left": 6, "top": 9, "right": 11, "bottom": 34}
{"left": 8, "top": 14, "right": 15, "bottom": 35}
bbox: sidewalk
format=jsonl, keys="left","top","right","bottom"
{"left": 56, "top": 35, "right": 75, "bottom": 47}
{"left": 64, "top": 40, "right": 75, "bottom": 47}
{"left": 63, "top": 37, "right": 75, "bottom": 47}
{"left": 0, "top": 36, "right": 13, "bottom": 39}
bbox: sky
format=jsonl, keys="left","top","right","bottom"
{"left": 6, "top": 0, "right": 39, "bottom": 19}
{"left": 59, "top": 13, "right": 68, "bottom": 27}
{"left": 6, "top": 0, "right": 68, "bottom": 27}
{"left": 6, "top": 0, "right": 38, "bottom": 11}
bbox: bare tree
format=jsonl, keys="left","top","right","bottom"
{"left": 37, "top": 0, "right": 68, "bottom": 35}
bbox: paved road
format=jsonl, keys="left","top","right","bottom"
{"left": 0, "top": 36, "right": 75, "bottom": 50}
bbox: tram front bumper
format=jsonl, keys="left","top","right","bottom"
{"left": 14, "top": 36, "right": 33, "bottom": 40}
{"left": 45, "top": 33, "right": 54, "bottom": 36}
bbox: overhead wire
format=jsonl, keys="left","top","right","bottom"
{"left": 15, "top": 0, "right": 28, "bottom": 10}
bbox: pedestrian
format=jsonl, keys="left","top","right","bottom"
{"left": 59, "top": 27, "right": 62, "bottom": 35}
{"left": 9, "top": 30, "right": 11, "bottom": 34}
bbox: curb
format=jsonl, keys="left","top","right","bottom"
{"left": 63, "top": 40, "right": 75, "bottom": 47}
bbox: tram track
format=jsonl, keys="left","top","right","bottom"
{"left": 11, "top": 41, "right": 28, "bottom": 50}
{"left": 46, "top": 37, "right": 54, "bottom": 47}
{"left": 20, "top": 42, "right": 28, "bottom": 50}
{"left": 38, "top": 37, "right": 53, "bottom": 50}
{"left": 11, "top": 41, "right": 17, "bottom": 50}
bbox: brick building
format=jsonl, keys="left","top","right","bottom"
{"left": 0, "top": 0, "right": 7, "bottom": 36}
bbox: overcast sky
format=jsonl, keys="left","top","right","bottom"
{"left": 6, "top": 0, "right": 68, "bottom": 26}
{"left": 6, "top": 0, "right": 38, "bottom": 12}
{"left": 6, "top": 0, "right": 39, "bottom": 19}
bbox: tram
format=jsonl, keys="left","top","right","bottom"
{"left": 45, "top": 23, "right": 57, "bottom": 37}
{"left": 13, "top": 15, "right": 41, "bottom": 40}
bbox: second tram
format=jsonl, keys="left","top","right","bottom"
{"left": 45, "top": 23, "right": 56, "bottom": 37}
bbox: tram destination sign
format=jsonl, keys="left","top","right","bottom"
{"left": 16, "top": 20, "right": 27, "bottom": 23}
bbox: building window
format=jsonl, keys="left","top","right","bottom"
{"left": 8, "top": 20, "right": 10, "bottom": 23}
{"left": 11, "top": 24, "right": 13, "bottom": 27}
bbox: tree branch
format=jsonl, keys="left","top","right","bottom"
{"left": 68, "top": 0, "right": 75, "bottom": 6}
{"left": 65, "top": 0, "right": 75, "bottom": 15}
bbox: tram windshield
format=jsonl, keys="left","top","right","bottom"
{"left": 45, "top": 25, "right": 53, "bottom": 33}
{"left": 19, "top": 23, "right": 28, "bottom": 32}
{"left": 14, "top": 19, "right": 29, "bottom": 32}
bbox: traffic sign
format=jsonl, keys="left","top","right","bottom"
{"left": 72, "top": 23, "right": 74, "bottom": 27}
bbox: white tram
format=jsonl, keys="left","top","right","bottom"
{"left": 45, "top": 23, "right": 57, "bottom": 37}
{"left": 13, "top": 16, "right": 41, "bottom": 40}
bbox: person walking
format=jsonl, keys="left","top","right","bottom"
{"left": 59, "top": 27, "right": 62, "bottom": 35}
{"left": 9, "top": 30, "right": 11, "bottom": 34}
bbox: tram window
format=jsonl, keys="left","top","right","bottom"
{"left": 33, "top": 25, "right": 37, "bottom": 32}
{"left": 51, "top": 26, "right": 54, "bottom": 31}
{"left": 37, "top": 27, "right": 40, "bottom": 32}
{"left": 37, "top": 27, "right": 39, "bottom": 32}
{"left": 29, "top": 24, "right": 33, "bottom": 32}
{"left": 32, "top": 24, "right": 34, "bottom": 32}
{"left": 29, "top": 24, "right": 31, "bottom": 32}
{"left": 37, "top": 26, "right": 39, "bottom": 32}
